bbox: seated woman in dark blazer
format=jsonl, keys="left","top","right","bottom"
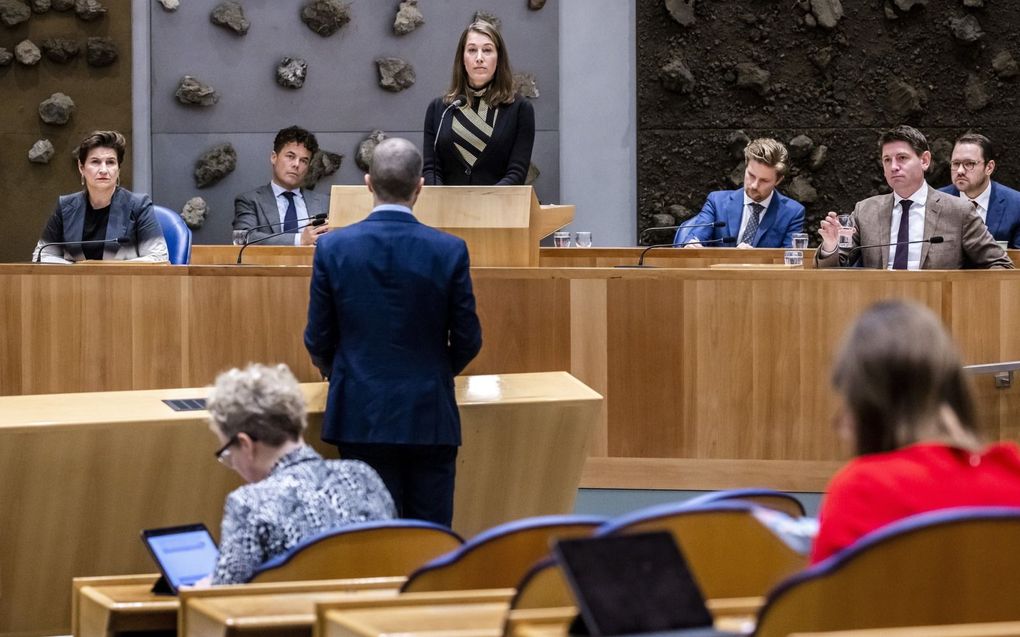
{"left": 423, "top": 20, "right": 535, "bottom": 186}
{"left": 34, "top": 130, "right": 168, "bottom": 263}
{"left": 812, "top": 300, "right": 1020, "bottom": 564}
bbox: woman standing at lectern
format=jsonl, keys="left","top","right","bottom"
{"left": 422, "top": 20, "right": 535, "bottom": 186}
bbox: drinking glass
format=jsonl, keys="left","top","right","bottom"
{"left": 837, "top": 214, "right": 854, "bottom": 249}
{"left": 574, "top": 231, "right": 592, "bottom": 248}
{"left": 791, "top": 233, "right": 809, "bottom": 250}
{"left": 784, "top": 250, "right": 804, "bottom": 267}
{"left": 553, "top": 231, "right": 571, "bottom": 247}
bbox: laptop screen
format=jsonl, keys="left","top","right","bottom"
{"left": 553, "top": 531, "right": 716, "bottom": 636}
{"left": 141, "top": 524, "right": 219, "bottom": 593}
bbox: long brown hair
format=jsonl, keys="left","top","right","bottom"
{"left": 831, "top": 301, "right": 978, "bottom": 456}
{"left": 444, "top": 21, "right": 516, "bottom": 107}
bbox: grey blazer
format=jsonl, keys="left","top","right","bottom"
{"left": 232, "top": 184, "right": 330, "bottom": 245}
{"left": 34, "top": 188, "right": 169, "bottom": 264}
{"left": 816, "top": 187, "right": 1014, "bottom": 270}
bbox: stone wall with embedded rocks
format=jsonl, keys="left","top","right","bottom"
{"left": 638, "top": 0, "right": 1020, "bottom": 245}
{"left": 150, "top": 0, "right": 558, "bottom": 245}
{"left": 0, "top": 2, "right": 131, "bottom": 263}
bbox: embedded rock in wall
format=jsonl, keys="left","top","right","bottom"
{"left": 301, "top": 0, "right": 351, "bottom": 37}
{"left": 885, "top": 78, "right": 923, "bottom": 119}
{"left": 31, "top": 0, "right": 52, "bottom": 13}
{"left": 52, "top": 0, "right": 73, "bottom": 10}
{"left": 0, "top": 0, "right": 31, "bottom": 26}
{"left": 660, "top": 57, "right": 696, "bottom": 94}
{"left": 513, "top": 72, "right": 539, "bottom": 98}
{"left": 376, "top": 57, "right": 415, "bottom": 92}
{"left": 733, "top": 62, "right": 770, "bottom": 96}
{"left": 729, "top": 161, "right": 746, "bottom": 187}
{"left": 473, "top": 11, "right": 500, "bottom": 29}
{"left": 949, "top": 14, "right": 983, "bottom": 43}
{"left": 810, "top": 46, "right": 834, "bottom": 70}
{"left": 194, "top": 143, "right": 236, "bottom": 188}
{"left": 75, "top": 0, "right": 106, "bottom": 21}
{"left": 809, "top": 0, "right": 843, "bottom": 29}
{"left": 665, "top": 0, "right": 695, "bottom": 27}
{"left": 38, "top": 93, "right": 75, "bottom": 125}
{"left": 157, "top": 0, "right": 179, "bottom": 11}
{"left": 993, "top": 51, "right": 1018, "bottom": 80}
{"left": 181, "top": 197, "right": 208, "bottom": 229}
{"left": 42, "top": 38, "right": 80, "bottom": 64}
{"left": 28, "top": 139, "right": 55, "bottom": 163}
{"left": 176, "top": 75, "right": 219, "bottom": 106}
{"left": 15, "top": 40, "right": 41, "bottom": 65}
{"left": 304, "top": 150, "right": 343, "bottom": 188}
{"left": 355, "top": 130, "right": 387, "bottom": 172}
{"left": 894, "top": 0, "right": 927, "bottom": 9}
{"left": 393, "top": 0, "right": 423, "bottom": 35}
{"left": 276, "top": 57, "right": 307, "bottom": 89}
{"left": 528, "top": 0, "right": 546, "bottom": 10}
{"left": 928, "top": 138, "right": 953, "bottom": 186}
{"left": 965, "top": 74, "right": 990, "bottom": 112}
{"left": 86, "top": 37, "right": 118, "bottom": 66}
{"left": 810, "top": 145, "right": 829, "bottom": 170}
{"left": 727, "top": 130, "right": 750, "bottom": 159}
{"left": 0, "top": 47, "right": 12, "bottom": 66}
{"left": 788, "top": 134, "right": 814, "bottom": 162}
{"left": 211, "top": 1, "right": 249, "bottom": 36}
{"left": 962, "top": 0, "right": 984, "bottom": 6}
{"left": 786, "top": 176, "right": 818, "bottom": 204}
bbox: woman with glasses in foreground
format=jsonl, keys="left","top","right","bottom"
{"left": 205, "top": 363, "right": 395, "bottom": 584}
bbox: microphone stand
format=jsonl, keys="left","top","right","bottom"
{"left": 236, "top": 217, "right": 328, "bottom": 264}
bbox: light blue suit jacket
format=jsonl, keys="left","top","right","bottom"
{"left": 674, "top": 188, "right": 805, "bottom": 248}
{"left": 938, "top": 181, "right": 1020, "bottom": 249}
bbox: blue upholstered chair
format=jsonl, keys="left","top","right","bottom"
{"left": 247, "top": 519, "right": 463, "bottom": 584}
{"left": 153, "top": 205, "right": 192, "bottom": 265}
{"left": 684, "top": 488, "right": 806, "bottom": 518}
{"left": 754, "top": 507, "right": 1020, "bottom": 637}
{"left": 400, "top": 514, "right": 607, "bottom": 593}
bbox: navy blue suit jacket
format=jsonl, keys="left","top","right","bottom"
{"left": 938, "top": 181, "right": 1020, "bottom": 248}
{"left": 304, "top": 207, "right": 482, "bottom": 447}
{"left": 674, "top": 188, "right": 805, "bottom": 248}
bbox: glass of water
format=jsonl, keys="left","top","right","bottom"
{"left": 553, "top": 231, "right": 571, "bottom": 247}
{"left": 574, "top": 231, "right": 592, "bottom": 248}
{"left": 791, "top": 233, "right": 809, "bottom": 250}
{"left": 837, "top": 214, "right": 854, "bottom": 249}
{"left": 784, "top": 250, "right": 804, "bottom": 267}
{"left": 232, "top": 230, "right": 247, "bottom": 246}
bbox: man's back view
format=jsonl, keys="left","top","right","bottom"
{"left": 304, "top": 138, "right": 482, "bottom": 526}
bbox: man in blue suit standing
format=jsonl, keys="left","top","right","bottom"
{"left": 675, "top": 138, "right": 805, "bottom": 248}
{"left": 938, "top": 132, "right": 1020, "bottom": 249}
{"left": 304, "top": 137, "right": 482, "bottom": 527}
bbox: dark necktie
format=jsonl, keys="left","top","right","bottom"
{"left": 282, "top": 191, "right": 298, "bottom": 233}
{"left": 741, "top": 203, "right": 763, "bottom": 246}
{"left": 892, "top": 199, "right": 912, "bottom": 270}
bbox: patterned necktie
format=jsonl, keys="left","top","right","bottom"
{"left": 892, "top": 199, "right": 912, "bottom": 270}
{"left": 740, "top": 203, "right": 763, "bottom": 246}
{"left": 282, "top": 191, "right": 298, "bottom": 233}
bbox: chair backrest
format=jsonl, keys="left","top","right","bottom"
{"left": 400, "top": 514, "right": 607, "bottom": 593}
{"left": 597, "top": 501, "right": 807, "bottom": 600}
{"left": 510, "top": 558, "right": 575, "bottom": 610}
{"left": 153, "top": 205, "right": 192, "bottom": 265}
{"left": 248, "top": 520, "right": 464, "bottom": 583}
{"left": 684, "top": 488, "right": 806, "bottom": 518}
{"left": 754, "top": 507, "right": 1020, "bottom": 637}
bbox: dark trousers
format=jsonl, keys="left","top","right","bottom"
{"left": 338, "top": 442, "right": 458, "bottom": 527}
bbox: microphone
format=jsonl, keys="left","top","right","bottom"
{"left": 433, "top": 95, "right": 467, "bottom": 156}
{"left": 640, "top": 221, "right": 726, "bottom": 244}
{"left": 236, "top": 216, "right": 328, "bottom": 264}
{"left": 835, "top": 236, "right": 944, "bottom": 268}
{"left": 34, "top": 236, "right": 131, "bottom": 263}
{"left": 615, "top": 236, "right": 738, "bottom": 268}
{"left": 242, "top": 212, "right": 328, "bottom": 244}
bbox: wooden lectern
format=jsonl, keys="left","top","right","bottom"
{"left": 329, "top": 185, "right": 574, "bottom": 266}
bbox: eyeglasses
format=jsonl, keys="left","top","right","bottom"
{"left": 214, "top": 433, "right": 257, "bottom": 464}
{"left": 951, "top": 160, "right": 984, "bottom": 172}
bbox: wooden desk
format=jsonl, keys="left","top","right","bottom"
{"left": 789, "top": 624, "right": 1020, "bottom": 637}
{"left": 314, "top": 590, "right": 515, "bottom": 637}
{"left": 0, "top": 372, "right": 599, "bottom": 637}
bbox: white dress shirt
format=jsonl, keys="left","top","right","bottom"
{"left": 271, "top": 181, "right": 309, "bottom": 246}
{"left": 956, "top": 181, "right": 991, "bottom": 224}
{"left": 738, "top": 191, "right": 775, "bottom": 243}
{"left": 889, "top": 181, "right": 928, "bottom": 270}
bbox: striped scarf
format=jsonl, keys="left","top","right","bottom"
{"left": 451, "top": 88, "right": 498, "bottom": 169}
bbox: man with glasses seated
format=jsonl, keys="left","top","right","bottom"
{"left": 204, "top": 363, "right": 395, "bottom": 585}
{"left": 939, "top": 132, "right": 1020, "bottom": 249}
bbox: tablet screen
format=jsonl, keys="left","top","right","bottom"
{"left": 141, "top": 524, "right": 219, "bottom": 593}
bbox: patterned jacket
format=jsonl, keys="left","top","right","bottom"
{"left": 211, "top": 445, "right": 396, "bottom": 584}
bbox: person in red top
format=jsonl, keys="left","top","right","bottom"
{"left": 811, "top": 300, "right": 1020, "bottom": 564}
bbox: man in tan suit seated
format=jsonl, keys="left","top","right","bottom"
{"left": 816, "top": 125, "right": 1013, "bottom": 270}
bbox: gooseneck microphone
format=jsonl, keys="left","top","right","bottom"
{"left": 242, "top": 212, "right": 328, "bottom": 244}
{"left": 433, "top": 95, "right": 467, "bottom": 156}
{"left": 34, "top": 236, "right": 131, "bottom": 263}
{"left": 615, "top": 236, "right": 738, "bottom": 268}
{"left": 834, "top": 236, "right": 945, "bottom": 268}
{"left": 639, "top": 220, "right": 726, "bottom": 244}
{"left": 236, "top": 216, "right": 328, "bottom": 264}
